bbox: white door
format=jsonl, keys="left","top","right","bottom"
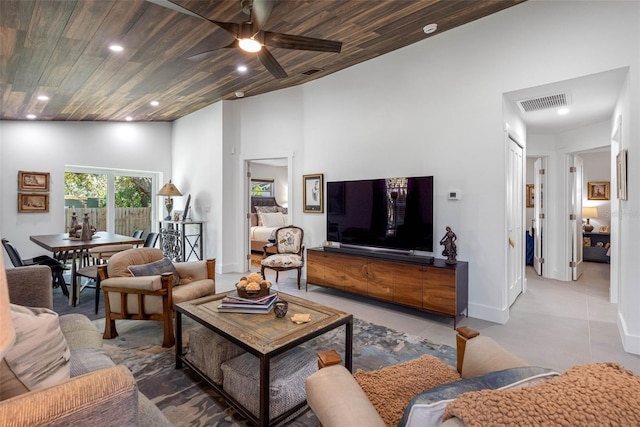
{"left": 569, "top": 155, "right": 584, "bottom": 280}
{"left": 507, "top": 136, "right": 524, "bottom": 306}
{"left": 533, "top": 158, "right": 545, "bottom": 276}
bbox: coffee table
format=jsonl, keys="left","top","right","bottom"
{"left": 174, "top": 291, "right": 353, "bottom": 427}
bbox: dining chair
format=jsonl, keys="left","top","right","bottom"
{"left": 143, "top": 232, "right": 159, "bottom": 248}
{"left": 132, "top": 229, "right": 144, "bottom": 239}
{"left": 1, "top": 238, "right": 69, "bottom": 297}
{"left": 260, "top": 226, "right": 305, "bottom": 289}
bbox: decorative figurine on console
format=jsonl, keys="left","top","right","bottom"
{"left": 440, "top": 226, "right": 457, "bottom": 265}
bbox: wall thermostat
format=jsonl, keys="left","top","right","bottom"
{"left": 448, "top": 191, "right": 460, "bottom": 200}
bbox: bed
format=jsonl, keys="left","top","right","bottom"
{"left": 250, "top": 196, "right": 288, "bottom": 254}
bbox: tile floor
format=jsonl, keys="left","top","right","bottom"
{"left": 220, "top": 260, "right": 640, "bottom": 374}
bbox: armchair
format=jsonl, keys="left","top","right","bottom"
{"left": 260, "top": 226, "right": 304, "bottom": 289}
{"left": 97, "top": 247, "right": 215, "bottom": 347}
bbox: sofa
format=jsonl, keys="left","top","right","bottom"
{"left": 306, "top": 327, "right": 640, "bottom": 426}
{"left": 0, "top": 264, "right": 171, "bottom": 426}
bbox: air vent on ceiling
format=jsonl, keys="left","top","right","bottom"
{"left": 301, "top": 68, "right": 323, "bottom": 76}
{"left": 516, "top": 92, "right": 571, "bottom": 113}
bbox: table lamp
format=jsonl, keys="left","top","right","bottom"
{"left": 158, "top": 180, "right": 182, "bottom": 220}
{"left": 0, "top": 256, "right": 16, "bottom": 359}
{"left": 582, "top": 207, "right": 598, "bottom": 232}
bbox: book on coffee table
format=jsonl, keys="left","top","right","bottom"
{"left": 217, "top": 292, "right": 278, "bottom": 313}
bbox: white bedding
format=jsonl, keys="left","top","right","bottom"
{"left": 251, "top": 226, "right": 278, "bottom": 242}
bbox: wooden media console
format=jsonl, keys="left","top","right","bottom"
{"left": 306, "top": 246, "right": 468, "bottom": 327}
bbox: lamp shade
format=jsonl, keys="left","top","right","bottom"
{"left": 0, "top": 255, "right": 16, "bottom": 359}
{"left": 157, "top": 180, "right": 182, "bottom": 197}
{"left": 583, "top": 207, "right": 598, "bottom": 218}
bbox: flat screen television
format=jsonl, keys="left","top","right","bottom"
{"left": 326, "top": 176, "right": 434, "bottom": 253}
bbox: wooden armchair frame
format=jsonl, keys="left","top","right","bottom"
{"left": 97, "top": 258, "right": 215, "bottom": 348}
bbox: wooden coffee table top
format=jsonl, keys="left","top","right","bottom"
{"left": 176, "top": 291, "right": 352, "bottom": 355}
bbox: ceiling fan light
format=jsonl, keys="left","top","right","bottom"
{"left": 239, "top": 38, "right": 262, "bottom": 53}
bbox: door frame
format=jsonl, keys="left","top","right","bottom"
{"left": 238, "top": 153, "right": 293, "bottom": 272}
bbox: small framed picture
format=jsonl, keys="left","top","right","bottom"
{"left": 18, "top": 171, "right": 50, "bottom": 192}
{"left": 587, "top": 181, "right": 610, "bottom": 200}
{"left": 173, "top": 210, "right": 183, "bottom": 221}
{"left": 599, "top": 225, "right": 610, "bottom": 233}
{"left": 303, "top": 173, "right": 324, "bottom": 213}
{"left": 18, "top": 193, "right": 49, "bottom": 213}
{"left": 526, "top": 184, "right": 534, "bottom": 208}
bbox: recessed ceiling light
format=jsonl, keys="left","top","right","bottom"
{"left": 150, "top": 100, "right": 159, "bottom": 107}
{"left": 37, "top": 95, "right": 49, "bottom": 101}
{"left": 557, "top": 107, "right": 570, "bottom": 115}
{"left": 423, "top": 23, "right": 438, "bottom": 34}
{"left": 109, "top": 44, "right": 124, "bottom": 52}
{"left": 235, "top": 91, "right": 245, "bottom": 98}
{"left": 237, "top": 65, "right": 248, "bottom": 72}
{"left": 26, "top": 114, "right": 37, "bottom": 119}
{"left": 125, "top": 116, "right": 133, "bottom": 121}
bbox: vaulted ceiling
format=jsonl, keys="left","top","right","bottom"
{"left": 1, "top": 0, "right": 525, "bottom": 122}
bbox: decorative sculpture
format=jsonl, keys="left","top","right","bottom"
{"left": 440, "top": 226, "right": 458, "bottom": 265}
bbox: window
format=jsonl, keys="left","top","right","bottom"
{"left": 65, "top": 167, "right": 157, "bottom": 236}
{"left": 250, "top": 179, "right": 274, "bottom": 197}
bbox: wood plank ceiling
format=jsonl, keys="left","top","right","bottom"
{"left": 0, "top": 0, "right": 526, "bottom": 122}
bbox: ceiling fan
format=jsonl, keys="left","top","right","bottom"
{"left": 148, "top": 0, "right": 343, "bottom": 79}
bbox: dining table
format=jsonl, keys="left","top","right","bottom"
{"left": 30, "top": 231, "right": 145, "bottom": 306}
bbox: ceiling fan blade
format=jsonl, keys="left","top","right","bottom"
{"left": 252, "top": 0, "right": 277, "bottom": 31}
{"left": 146, "top": 0, "right": 205, "bottom": 20}
{"left": 210, "top": 20, "right": 241, "bottom": 38}
{"left": 263, "top": 32, "right": 342, "bottom": 53}
{"left": 187, "top": 41, "right": 238, "bottom": 61}
{"left": 258, "top": 48, "right": 288, "bottom": 79}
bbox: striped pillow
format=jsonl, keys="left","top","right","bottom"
{"left": 1, "top": 305, "right": 71, "bottom": 400}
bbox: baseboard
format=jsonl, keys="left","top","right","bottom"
{"left": 468, "top": 302, "right": 509, "bottom": 324}
{"left": 617, "top": 312, "right": 640, "bottom": 355}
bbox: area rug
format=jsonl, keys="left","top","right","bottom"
{"left": 100, "top": 317, "right": 456, "bottom": 426}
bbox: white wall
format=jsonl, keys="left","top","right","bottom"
{"left": 171, "top": 102, "right": 224, "bottom": 268}
{"left": 0, "top": 121, "right": 172, "bottom": 261}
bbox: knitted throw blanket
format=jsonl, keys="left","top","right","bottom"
{"left": 444, "top": 362, "right": 640, "bottom": 426}
{"left": 354, "top": 354, "right": 461, "bottom": 427}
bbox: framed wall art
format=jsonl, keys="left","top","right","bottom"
{"left": 18, "top": 171, "right": 50, "bottom": 192}
{"left": 526, "top": 184, "right": 534, "bottom": 208}
{"left": 303, "top": 173, "right": 323, "bottom": 213}
{"left": 616, "top": 149, "right": 627, "bottom": 200}
{"left": 18, "top": 193, "right": 49, "bottom": 213}
{"left": 587, "top": 181, "right": 610, "bottom": 201}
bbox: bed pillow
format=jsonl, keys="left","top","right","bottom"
{"left": 258, "top": 212, "right": 286, "bottom": 227}
{"left": 1, "top": 304, "right": 71, "bottom": 400}
{"left": 255, "top": 206, "right": 279, "bottom": 225}
{"left": 128, "top": 257, "right": 180, "bottom": 286}
{"left": 399, "top": 366, "right": 558, "bottom": 427}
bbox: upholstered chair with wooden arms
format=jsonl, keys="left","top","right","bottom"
{"left": 260, "top": 226, "right": 305, "bottom": 289}
{"left": 97, "top": 247, "right": 215, "bottom": 347}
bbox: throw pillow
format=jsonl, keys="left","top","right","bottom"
{"left": 353, "top": 354, "right": 461, "bottom": 427}
{"left": 128, "top": 257, "right": 180, "bottom": 286}
{"left": 258, "top": 212, "right": 286, "bottom": 227}
{"left": 1, "top": 304, "right": 71, "bottom": 400}
{"left": 443, "top": 362, "right": 640, "bottom": 426}
{"left": 399, "top": 366, "right": 558, "bottom": 427}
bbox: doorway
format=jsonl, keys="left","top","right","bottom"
{"left": 241, "top": 155, "right": 292, "bottom": 271}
